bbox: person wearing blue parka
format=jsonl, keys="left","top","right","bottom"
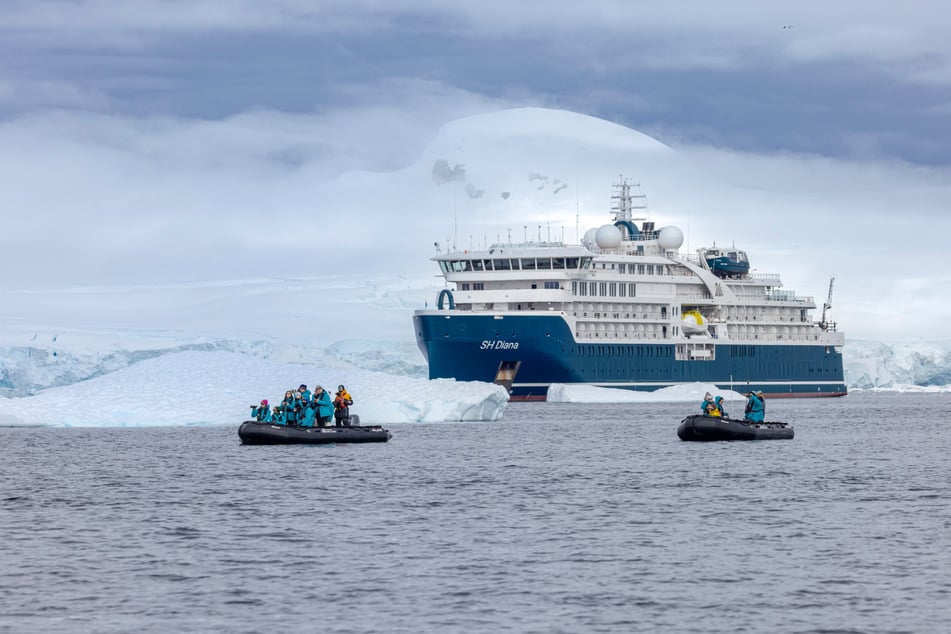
{"left": 271, "top": 405, "right": 286, "bottom": 426}
{"left": 250, "top": 399, "right": 272, "bottom": 422}
{"left": 299, "top": 399, "right": 317, "bottom": 428}
{"left": 281, "top": 390, "right": 300, "bottom": 426}
{"left": 298, "top": 384, "right": 312, "bottom": 403}
{"left": 700, "top": 392, "right": 720, "bottom": 416}
{"left": 313, "top": 385, "right": 334, "bottom": 427}
{"left": 714, "top": 395, "right": 728, "bottom": 419}
{"left": 744, "top": 391, "right": 765, "bottom": 423}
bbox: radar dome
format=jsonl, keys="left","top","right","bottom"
{"left": 657, "top": 226, "right": 684, "bottom": 250}
{"left": 582, "top": 227, "right": 598, "bottom": 250}
{"left": 595, "top": 224, "right": 622, "bottom": 249}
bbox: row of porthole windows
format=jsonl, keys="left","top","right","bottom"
{"left": 577, "top": 345, "right": 666, "bottom": 357}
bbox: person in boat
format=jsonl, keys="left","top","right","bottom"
{"left": 271, "top": 405, "right": 286, "bottom": 426}
{"left": 701, "top": 392, "right": 721, "bottom": 417}
{"left": 714, "top": 395, "right": 728, "bottom": 419}
{"left": 744, "top": 391, "right": 765, "bottom": 423}
{"left": 298, "top": 384, "right": 312, "bottom": 403}
{"left": 299, "top": 397, "right": 317, "bottom": 428}
{"left": 250, "top": 399, "right": 272, "bottom": 422}
{"left": 313, "top": 385, "right": 334, "bottom": 427}
{"left": 281, "top": 390, "right": 300, "bottom": 426}
{"left": 333, "top": 384, "right": 353, "bottom": 427}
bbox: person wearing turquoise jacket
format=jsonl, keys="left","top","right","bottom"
{"left": 271, "top": 405, "right": 286, "bottom": 426}
{"left": 714, "top": 395, "right": 728, "bottom": 419}
{"left": 280, "top": 390, "right": 299, "bottom": 426}
{"left": 298, "top": 384, "right": 312, "bottom": 403}
{"left": 250, "top": 399, "right": 272, "bottom": 422}
{"left": 744, "top": 391, "right": 765, "bottom": 423}
{"left": 700, "top": 392, "right": 720, "bottom": 416}
{"left": 313, "top": 385, "right": 334, "bottom": 427}
{"left": 299, "top": 399, "right": 317, "bottom": 428}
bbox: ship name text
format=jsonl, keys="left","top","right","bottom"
{"left": 480, "top": 340, "right": 520, "bottom": 350}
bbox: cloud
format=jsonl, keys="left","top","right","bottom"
{"left": 1, "top": 1, "right": 947, "bottom": 169}
{"left": 2, "top": 103, "right": 948, "bottom": 345}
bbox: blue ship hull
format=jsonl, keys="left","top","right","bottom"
{"left": 414, "top": 313, "right": 846, "bottom": 400}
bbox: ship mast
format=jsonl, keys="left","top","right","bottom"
{"left": 611, "top": 176, "right": 648, "bottom": 223}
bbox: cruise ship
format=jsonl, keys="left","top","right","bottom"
{"left": 413, "top": 178, "right": 846, "bottom": 401}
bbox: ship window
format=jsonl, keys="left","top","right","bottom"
{"left": 629, "top": 283, "right": 636, "bottom": 297}
{"left": 544, "top": 281, "right": 560, "bottom": 289}
{"left": 552, "top": 258, "right": 565, "bottom": 269}
{"left": 473, "top": 282, "right": 484, "bottom": 290}
{"left": 619, "top": 284, "right": 626, "bottom": 297}
{"left": 472, "top": 260, "right": 484, "bottom": 271}
{"left": 589, "top": 282, "right": 597, "bottom": 295}
{"left": 537, "top": 258, "right": 553, "bottom": 270}
{"left": 599, "top": 282, "right": 607, "bottom": 295}
{"left": 521, "top": 258, "right": 537, "bottom": 270}
{"left": 461, "top": 283, "right": 470, "bottom": 291}
{"left": 566, "top": 258, "right": 579, "bottom": 269}
{"left": 638, "top": 264, "right": 645, "bottom": 274}
{"left": 609, "top": 283, "right": 617, "bottom": 296}
{"left": 647, "top": 265, "right": 654, "bottom": 275}
{"left": 494, "top": 258, "right": 511, "bottom": 271}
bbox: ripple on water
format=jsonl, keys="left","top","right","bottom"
{"left": 0, "top": 393, "right": 950, "bottom": 633}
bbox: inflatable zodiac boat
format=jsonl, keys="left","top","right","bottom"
{"left": 677, "top": 414, "right": 794, "bottom": 441}
{"left": 239, "top": 417, "right": 392, "bottom": 445}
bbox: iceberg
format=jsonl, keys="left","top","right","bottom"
{"left": 547, "top": 382, "right": 749, "bottom": 403}
{"left": 0, "top": 351, "right": 509, "bottom": 427}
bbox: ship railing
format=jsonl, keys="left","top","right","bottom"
{"left": 765, "top": 291, "right": 813, "bottom": 303}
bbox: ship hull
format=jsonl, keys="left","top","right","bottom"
{"left": 414, "top": 312, "right": 846, "bottom": 400}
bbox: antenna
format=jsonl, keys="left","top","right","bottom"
{"left": 575, "top": 180, "right": 581, "bottom": 243}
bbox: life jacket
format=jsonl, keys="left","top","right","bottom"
{"left": 335, "top": 390, "right": 353, "bottom": 408}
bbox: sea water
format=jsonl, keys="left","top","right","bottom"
{"left": 1, "top": 392, "right": 949, "bottom": 633}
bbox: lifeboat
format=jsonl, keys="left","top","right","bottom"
{"left": 703, "top": 247, "right": 750, "bottom": 278}
{"left": 681, "top": 310, "right": 709, "bottom": 336}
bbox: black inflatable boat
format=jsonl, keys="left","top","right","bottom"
{"left": 677, "top": 414, "right": 794, "bottom": 442}
{"left": 239, "top": 418, "right": 392, "bottom": 445}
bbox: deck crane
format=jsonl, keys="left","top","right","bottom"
{"left": 819, "top": 277, "right": 835, "bottom": 331}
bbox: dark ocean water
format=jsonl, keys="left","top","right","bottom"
{"left": 1, "top": 392, "right": 949, "bottom": 633}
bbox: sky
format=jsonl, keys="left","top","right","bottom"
{"left": 2, "top": 1, "right": 950, "bottom": 343}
